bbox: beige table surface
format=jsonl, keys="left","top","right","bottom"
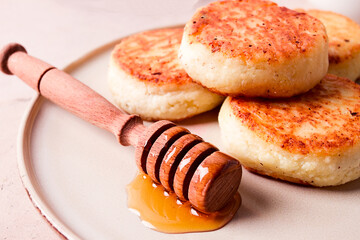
{"left": 0, "top": 1, "right": 196, "bottom": 238}
{"left": 0, "top": 0, "right": 358, "bottom": 239}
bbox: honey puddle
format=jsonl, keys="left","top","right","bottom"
{"left": 126, "top": 172, "right": 241, "bottom": 233}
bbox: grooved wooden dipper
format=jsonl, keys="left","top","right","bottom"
{"left": 0, "top": 43, "right": 242, "bottom": 213}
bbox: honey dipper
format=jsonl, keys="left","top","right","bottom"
{"left": 0, "top": 43, "right": 242, "bottom": 213}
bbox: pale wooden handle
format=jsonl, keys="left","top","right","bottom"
{"left": 1, "top": 43, "right": 243, "bottom": 213}
{"left": 0, "top": 43, "right": 143, "bottom": 146}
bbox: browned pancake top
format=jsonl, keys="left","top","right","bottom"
{"left": 229, "top": 75, "right": 360, "bottom": 154}
{"left": 112, "top": 27, "right": 192, "bottom": 86}
{"left": 304, "top": 10, "right": 360, "bottom": 64}
{"left": 186, "top": 0, "right": 327, "bottom": 64}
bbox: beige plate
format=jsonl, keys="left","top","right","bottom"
{"left": 18, "top": 38, "right": 360, "bottom": 240}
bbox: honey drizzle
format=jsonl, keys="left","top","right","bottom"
{"left": 126, "top": 172, "right": 241, "bottom": 233}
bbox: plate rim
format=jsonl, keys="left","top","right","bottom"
{"left": 16, "top": 24, "right": 185, "bottom": 240}
{"left": 16, "top": 38, "right": 123, "bottom": 240}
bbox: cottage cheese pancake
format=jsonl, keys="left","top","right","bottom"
{"left": 179, "top": 0, "right": 329, "bottom": 97}
{"left": 108, "top": 27, "right": 224, "bottom": 121}
{"left": 219, "top": 74, "right": 360, "bottom": 186}
{"left": 303, "top": 10, "right": 360, "bottom": 81}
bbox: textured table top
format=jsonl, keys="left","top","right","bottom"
{"left": 0, "top": 1, "right": 195, "bottom": 238}
{"left": 0, "top": 0, "right": 358, "bottom": 239}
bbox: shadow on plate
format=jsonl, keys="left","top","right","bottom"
{"left": 230, "top": 176, "right": 273, "bottom": 223}
{"left": 243, "top": 166, "right": 360, "bottom": 193}
{"left": 177, "top": 106, "right": 221, "bottom": 126}
{"left": 322, "top": 177, "right": 360, "bottom": 192}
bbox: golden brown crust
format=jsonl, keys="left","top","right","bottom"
{"left": 112, "top": 27, "right": 192, "bottom": 86}
{"left": 302, "top": 9, "right": 360, "bottom": 64}
{"left": 185, "top": 0, "right": 327, "bottom": 64}
{"left": 229, "top": 74, "right": 360, "bottom": 155}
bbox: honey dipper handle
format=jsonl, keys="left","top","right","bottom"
{"left": 0, "top": 43, "right": 143, "bottom": 146}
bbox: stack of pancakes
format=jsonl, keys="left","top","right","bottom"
{"left": 108, "top": 0, "right": 360, "bottom": 187}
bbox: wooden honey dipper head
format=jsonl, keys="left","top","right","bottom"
{"left": 0, "top": 43, "right": 242, "bottom": 213}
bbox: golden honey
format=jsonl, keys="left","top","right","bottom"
{"left": 126, "top": 172, "right": 241, "bottom": 233}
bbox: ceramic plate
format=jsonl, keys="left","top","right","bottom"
{"left": 18, "top": 35, "right": 360, "bottom": 240}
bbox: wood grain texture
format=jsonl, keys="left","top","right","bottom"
{"left": 134, "top": 120, "right": 175, "bottom": 173}
{"left": 159, "top": 134, "right": 202, "bottom": 192}
{"left": 0, "top": 43, "right": 243, "bottom": 213}
{"left": 173, "top": 142, "right": 218, "bottom": 201}
{"left": 0, "top": 43, "right": 27, "bottom": 74}
{"left": 189, "top": 151, "right": 242, "bottom": 213}
{"left": 40, "top": 69, "right": 142, "bottom": 146}
{"left": 4, "top": 50, "right": 53, "bottom": 92}
{"left": 1, "top": 45, "right": 142, "bottom": 146}
{"left": 145, "top": 126, "right": 189, "bottom": 183}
